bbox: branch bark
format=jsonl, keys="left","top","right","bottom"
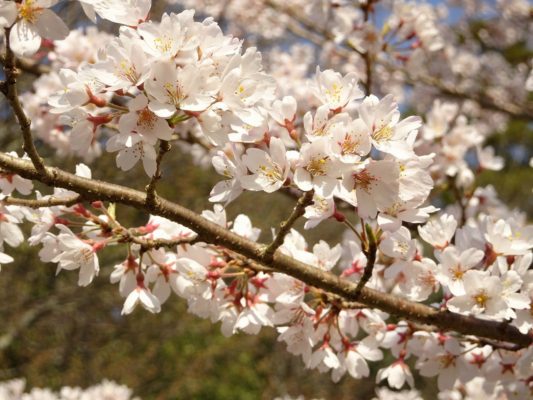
{"left": 145, "top": 140, "right": 171, "bottom": 207}
{"left": 261, "top": 190, "right": 313, "bottom": 261}
{"left": 0, "top": 152, "right": 529, "bottom": 348}
{"left": 0, "top": 54, "right": 51, "bottom": 76}
{"left": 2, "top": 194, "right": 81, "bottom": 208}
{"left": 1, "top": 27, "right": 49, "bottom": 177}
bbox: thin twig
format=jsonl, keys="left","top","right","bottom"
{"left": 0, "top": 27, "right": 49, "bottom": 178}
{"left": 145, "top": 140, "right": 171, "bottom": 207}
{"left": 353, "top": 223, "right": 378, "bottom": 298}
{"left": 0, "top": 54, "right": 51, "bottom": 76}
{"left": 261, "top": 190, "right": 314, "bottom": 262}
{"left": 122, "top": 231, "right": 199, "bottom": 252}
{"left": 362, "top": 1, "right": 373, "bottom": 95}
{"left": 393, "top": 64, "right": 533, "bottom": 120}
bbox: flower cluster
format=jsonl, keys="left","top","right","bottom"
{"left": 0, "top": 0, "right": 531, "bottom": 398}
{"left": 0, "top": 378, "right": 138, "bottom": 400}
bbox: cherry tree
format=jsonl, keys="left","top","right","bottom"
{"left": 0, "top": 0, "right": 531, "bottom": 398}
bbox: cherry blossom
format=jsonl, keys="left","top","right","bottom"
{"left": 0, "top": 1, "right": 530, "bottom": 396}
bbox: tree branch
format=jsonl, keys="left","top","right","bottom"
{"left": 0, "top": 152, "right": 529, "bottom": 348}
{"left": 1, "top": 27, "right": 49, "bottom": 178}
{"left": 2, "top": 194, "right": 81, "bottom": 208}
{"left": 261, "top": 190, "right": 314, "bottom": 261}
{"left": 353, "top": 223, "right": 377, "bottom": 297}
{"left": 145, "top": 140, "right": 171, "bottom": 207}
{"left": 120, "top": 228, "right": 199, "bottom": 251}
{"left": 398, "top": 69, "right": 533, "bottom": 120}
{"left": 0, "top": 54, "right": 51, "bottom": 76}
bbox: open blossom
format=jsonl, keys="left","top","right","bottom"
{"left": 330, "top": 118, "right": 372, "bottom": 163}
{"left": 92, "top": 35, "right": 151, "bottom": 92}
{"left": 0, "top": 153, "right": 33, "bottom": 196}
{"left": 218, "top": 48, "right": 276, "bottom": 126}
{"left": 332, "top": 338, "right": 383, "bottom": 381}
{"left": 477, "top": 146, "right": 504, "bottom": 171}
{"left": 79, "top": 0, "right": 151, "bottom": 26}
{"left": 340, "top": 159, "right": 400, "bottom": 219}
{"left": 446, "top": 270, "right": 510, "bottom": 319}
{"left": 378, "top": 200, "right": 437, "bottom": 232}
{"left": 145, "top": 61, "right": 219, "bottom": 117}
{"left": 437, "top": 246, "right": 484, "bottom": 295}
{"left": 49, "top": 225, "right": 101, "bottom": 287}
{"left": 484, "top": 218, "right": 533, "bottom": 257}
{"left": 415, "top": 340, "right": 467, "bottom": 391}
{"left": 1, "top": 2, "right": 532, "bottom": 396}
{"left": 270, "top": 96, "right": 297, "bottom": 126}
{"left": 418, "top": 214, "right": 457, "bottom": 249}
{"left": 303, "top": 105, "right": 349, "bottom": 142}
{"left": 310, "top": 68, "right": 363, "bottom": 111}
{"left": 122, "top": 284, "right": 161, "bottom": 315}
{"left": 303, "top": 193, "right": 335, "bottom": 229}
{"left": 136, "top": 9, "right": 199, "bottom": 58}
{"left": 110, "top": 256, "right": 138, "bottom": 298}
{"left": 377, "top": 359, "right": 415, "bottom": 389}
{"left": 0, "top": 0, "right": 69, "bottom": 57}
{"left": 293, "top": 138, "right": 341, "bottom": 197}
{"left": 117, "top": 94, "right": 174, "bottom": 145}
{"left": 240, "top": 137, "right": 290, "bottom": 193}
{"left": 106, "top": 134, "right": 157, "bottom": 177}
{"left": 380, "top": 226, "right": 417, "bottom": 261}
{"left": 210, "top": 147, "right": 247, "bottom": 204}
{"left": 0, "top": 205, "right": 24, "bottom": 249}
{"left": 359, "top": 94, "right": 421, "bottom": 159}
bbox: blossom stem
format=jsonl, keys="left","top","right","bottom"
{"left": 106, "top": 102, "right": 129, "bottom": 112}
{"left": 343, "top": 219, "right": 363, "bottom": 243}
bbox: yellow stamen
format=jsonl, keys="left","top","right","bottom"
{"left": 472, "top": 290, "right": 489, "bottom": 308}
{"left": 353, "top": 169, "right": 375, "bottom": 192}
{"left": 373, "top": 125, "right": 393, "bottom": 142}
{"left": 305, "top": 156, "right": 328, "bottom": 176}
{"left": 19, "top": 0, "right": 42, "bottom": 24}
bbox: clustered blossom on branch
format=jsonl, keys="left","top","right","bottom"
{"left": 0, "top": 0, "right": 532, "bottom": 398}
{"left": 0, "top": 378, "right": 139, "bottom": 400}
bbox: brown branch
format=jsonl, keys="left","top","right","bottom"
{"left": 121, "top": 229, "right": 199, "bottom": 251}
{"left": 263, "top": 0, "right": 355, "bottom": 58}
{"left": 145, "top": 140, "right": 171, "bottom": 207}
{"left": 0, "top": 54, "right": 51, "bottom": 76}
{"left": 2, "top": 194, "right": 81, "bottom": 208}
{"left": 261, "top": 190, "right": 314, "bottom": 261}
{"left": 0, "top": 153, "right": 529, "bottom": 348}
{"left": 353, "top": 223, "right": 377, "bottom": 297}
{"left": 399, "top": 70, "right": 533, "bottom": 120}
{"left": 361, "top": 1, "right": 373, "bottom": 95}
{"left": 0, "top": 27, "right": 48, "bottom": 177}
